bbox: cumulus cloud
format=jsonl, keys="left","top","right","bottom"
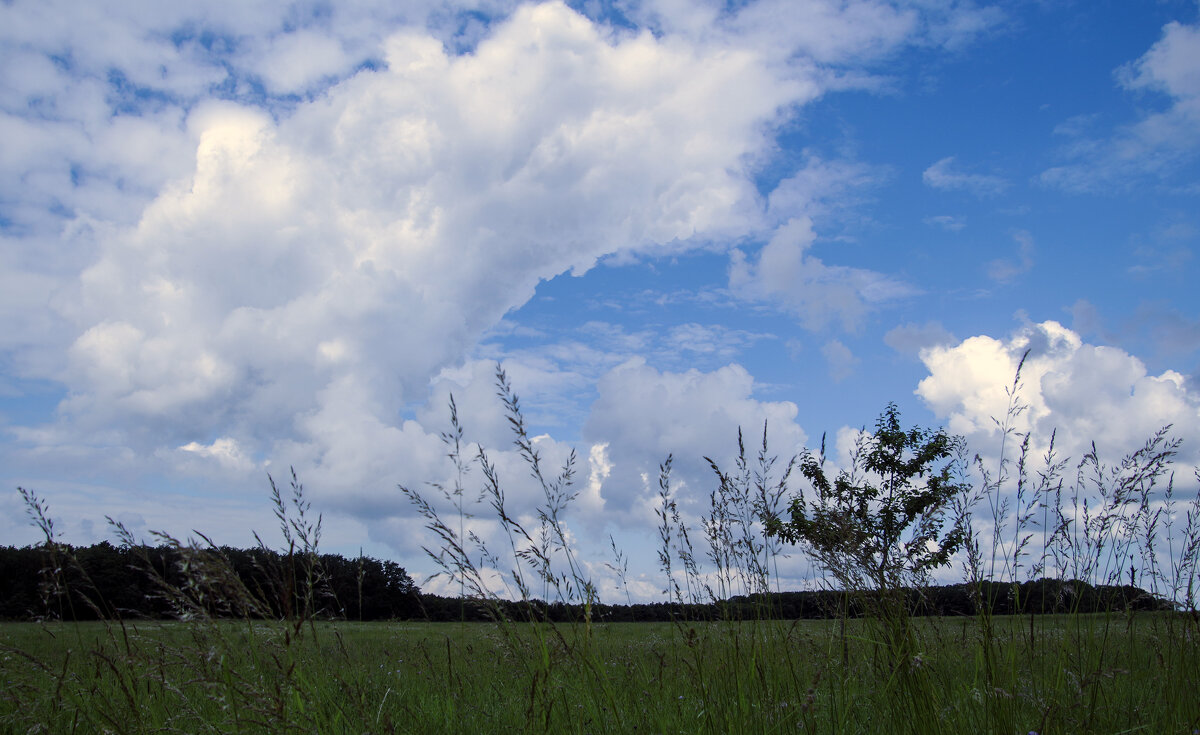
{"left": 583, "top": 358, "right": 807, "bottom": 517}
{"left": 35, "top": 3, "right": 810, "bottom": 462}
{"left": 916, "top": 320, "right": 1200, "bottom": 467}
{"left": 1040, "top": 17, "right": 1200, "bottom": 192}
{"left": 251, "top": 31, "right": 357, "bottom": 94}
{"left": 922, "top": 156, "right": 1008, "bottom": 197}
{"left": 0, "top": 1, "right": 818, "bottom": 557}
{"left": 0, "top": 1, "right": 522, "bottom": 374}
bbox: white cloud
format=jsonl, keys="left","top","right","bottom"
{"left": 582, "top": 358, "right": 807, "bottom": 517}
{"left": 253, "top": 31, "right": 356, "bottom": 94}
{"left": 626, "top": 0, "right": 1001, "bottom": 66}
{"left": 177, "top": 436, "right": 256, "bottom": 472}
{"left": 766, "top": 155, "right": 881, "bottom": 224}
{"left": 0, "top": 0, "right": 528, "bottom": 375}
{"left": 986, "top": 229, "right": 1035, "bottom": 283}
{"left": 1041, "top": 17, "right": 1200, "bottom": 192}
{"left": 29, "top": 3, "right": 812, "bottom": 462}
{"left": 821, "top": 339, "right": 859, "bottom": 382}
{"left": 923, "top": 214, "right": 966, "bottom": 232}
{"left": 726, "top": 0, "right": 918, "bottom": 65}
{"left": 734, "top": 156, "right": 916, "bottom": 331}
{"left": 417, "top": 358, "right": 577, "bottom": 453}
{"left": 0, "top": 3, "right": 841, "bottom": 571}
{"left": 884, "top": 320, "right": 956, "bottom": 357}
{"left": 1066, "top": 298, "right": 1103, "bottom": 338}
{"left": 922, "top": 156, "right": 1007, "bottom": 197}
{"left": 916, "top": 320, "right": 1200, "bottom": 467}
{"left": 664, "top": 323, "right": 772, "bottom": 359}
{"left": 914, "top": 320, "right": 1200, "bottom": 589}
{"left": 1120, "top": 19, "right": 1200, "bottom": 108}
{"left": 729, "top": 216, "right": 915, "bottom": 331}
{"left": 0, "top": 0, "right": 1014, "bottom": 585}
{"left": 917, "top": 0, "right": 1005, "bottom": 51}
{"left": 0, "top": 0, "right": 993, "bottom": 413}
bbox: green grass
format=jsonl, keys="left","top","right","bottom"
{"left": 3, "top": 613, "right": 1197, "bottom": 734}
{"left": 6, "top": 364, "right": 1200, "bottom": 734}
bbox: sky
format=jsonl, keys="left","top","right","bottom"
{"left": 2, "top": 0, "right": 1199, "bottom": 602}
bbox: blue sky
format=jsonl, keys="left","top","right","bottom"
{"left": 2, "top": 0, "right": 1199, "bottom": 600}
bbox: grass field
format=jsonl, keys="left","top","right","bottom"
{"left": 2, "top": 612, "right": 1198, "bottom": 734}
{"left": 6, "top": 367, "right": 1200, "bottom": 733}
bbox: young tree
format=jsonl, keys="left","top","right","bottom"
{"left": 767, "top": 401, "right": 969, "bottom": 662}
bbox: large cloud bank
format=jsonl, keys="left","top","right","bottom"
{"left": 3, "top": 0, "right": 993, "bottom": 557}
{"left": 60, "top": 3, "right": 802, "bottom": 461}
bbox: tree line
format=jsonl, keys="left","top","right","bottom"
{"left": 0, "top": 542, "right": 422, "bottom": 621}
{"left": 0, "top": 542, "right": 1171, "bottom": 623}
{"left": 416, "top": 578, "right": 1171, "bottom": 623}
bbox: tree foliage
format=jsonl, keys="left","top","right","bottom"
{"left": 767, "top": 402, "right": 969, "bottom": 593}
{"left": 0, "top": 542, "right": 420, "bottom": 621}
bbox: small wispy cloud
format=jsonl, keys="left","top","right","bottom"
{"left": 1040, "top": 19, "right": 1200, "bottom": 193}
{"left": 729, "top": 217, "right": 916, "bottom": 332}
{"left": 1128, "top": 221, "right": 1196, "bottom": 276}
{"left": 1129, "top": 245, "right": 1193, "bottom": 277}
{"left": 884, "top": 321, "right": 956, "bottom": 357}
{"left": 178, "top": 436, "right": 256, "bottom": 472}
{"left": 923, "top": 214, "right": 966, "bottom": 232}
{"left": 821, "top": 339, "right": 859, "bottom": 382}
{"left": 987, "top": 230, "right": 1035, "bottom": 283}
{"left": 663, "top": 323, "right": 771, "bottom": 360}
{"left": 923, "top": 156, "right": 1008, "bottom": 197}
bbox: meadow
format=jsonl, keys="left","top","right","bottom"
{"left": 2, "top": 612, "right": 1197, "bottom": 734}
{"left": 3, "top": 360, "right": 1199, "bottom": 733}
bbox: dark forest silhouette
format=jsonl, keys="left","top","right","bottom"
{"left": 0, "top": 542, "right": 1171, "bottom": 622}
